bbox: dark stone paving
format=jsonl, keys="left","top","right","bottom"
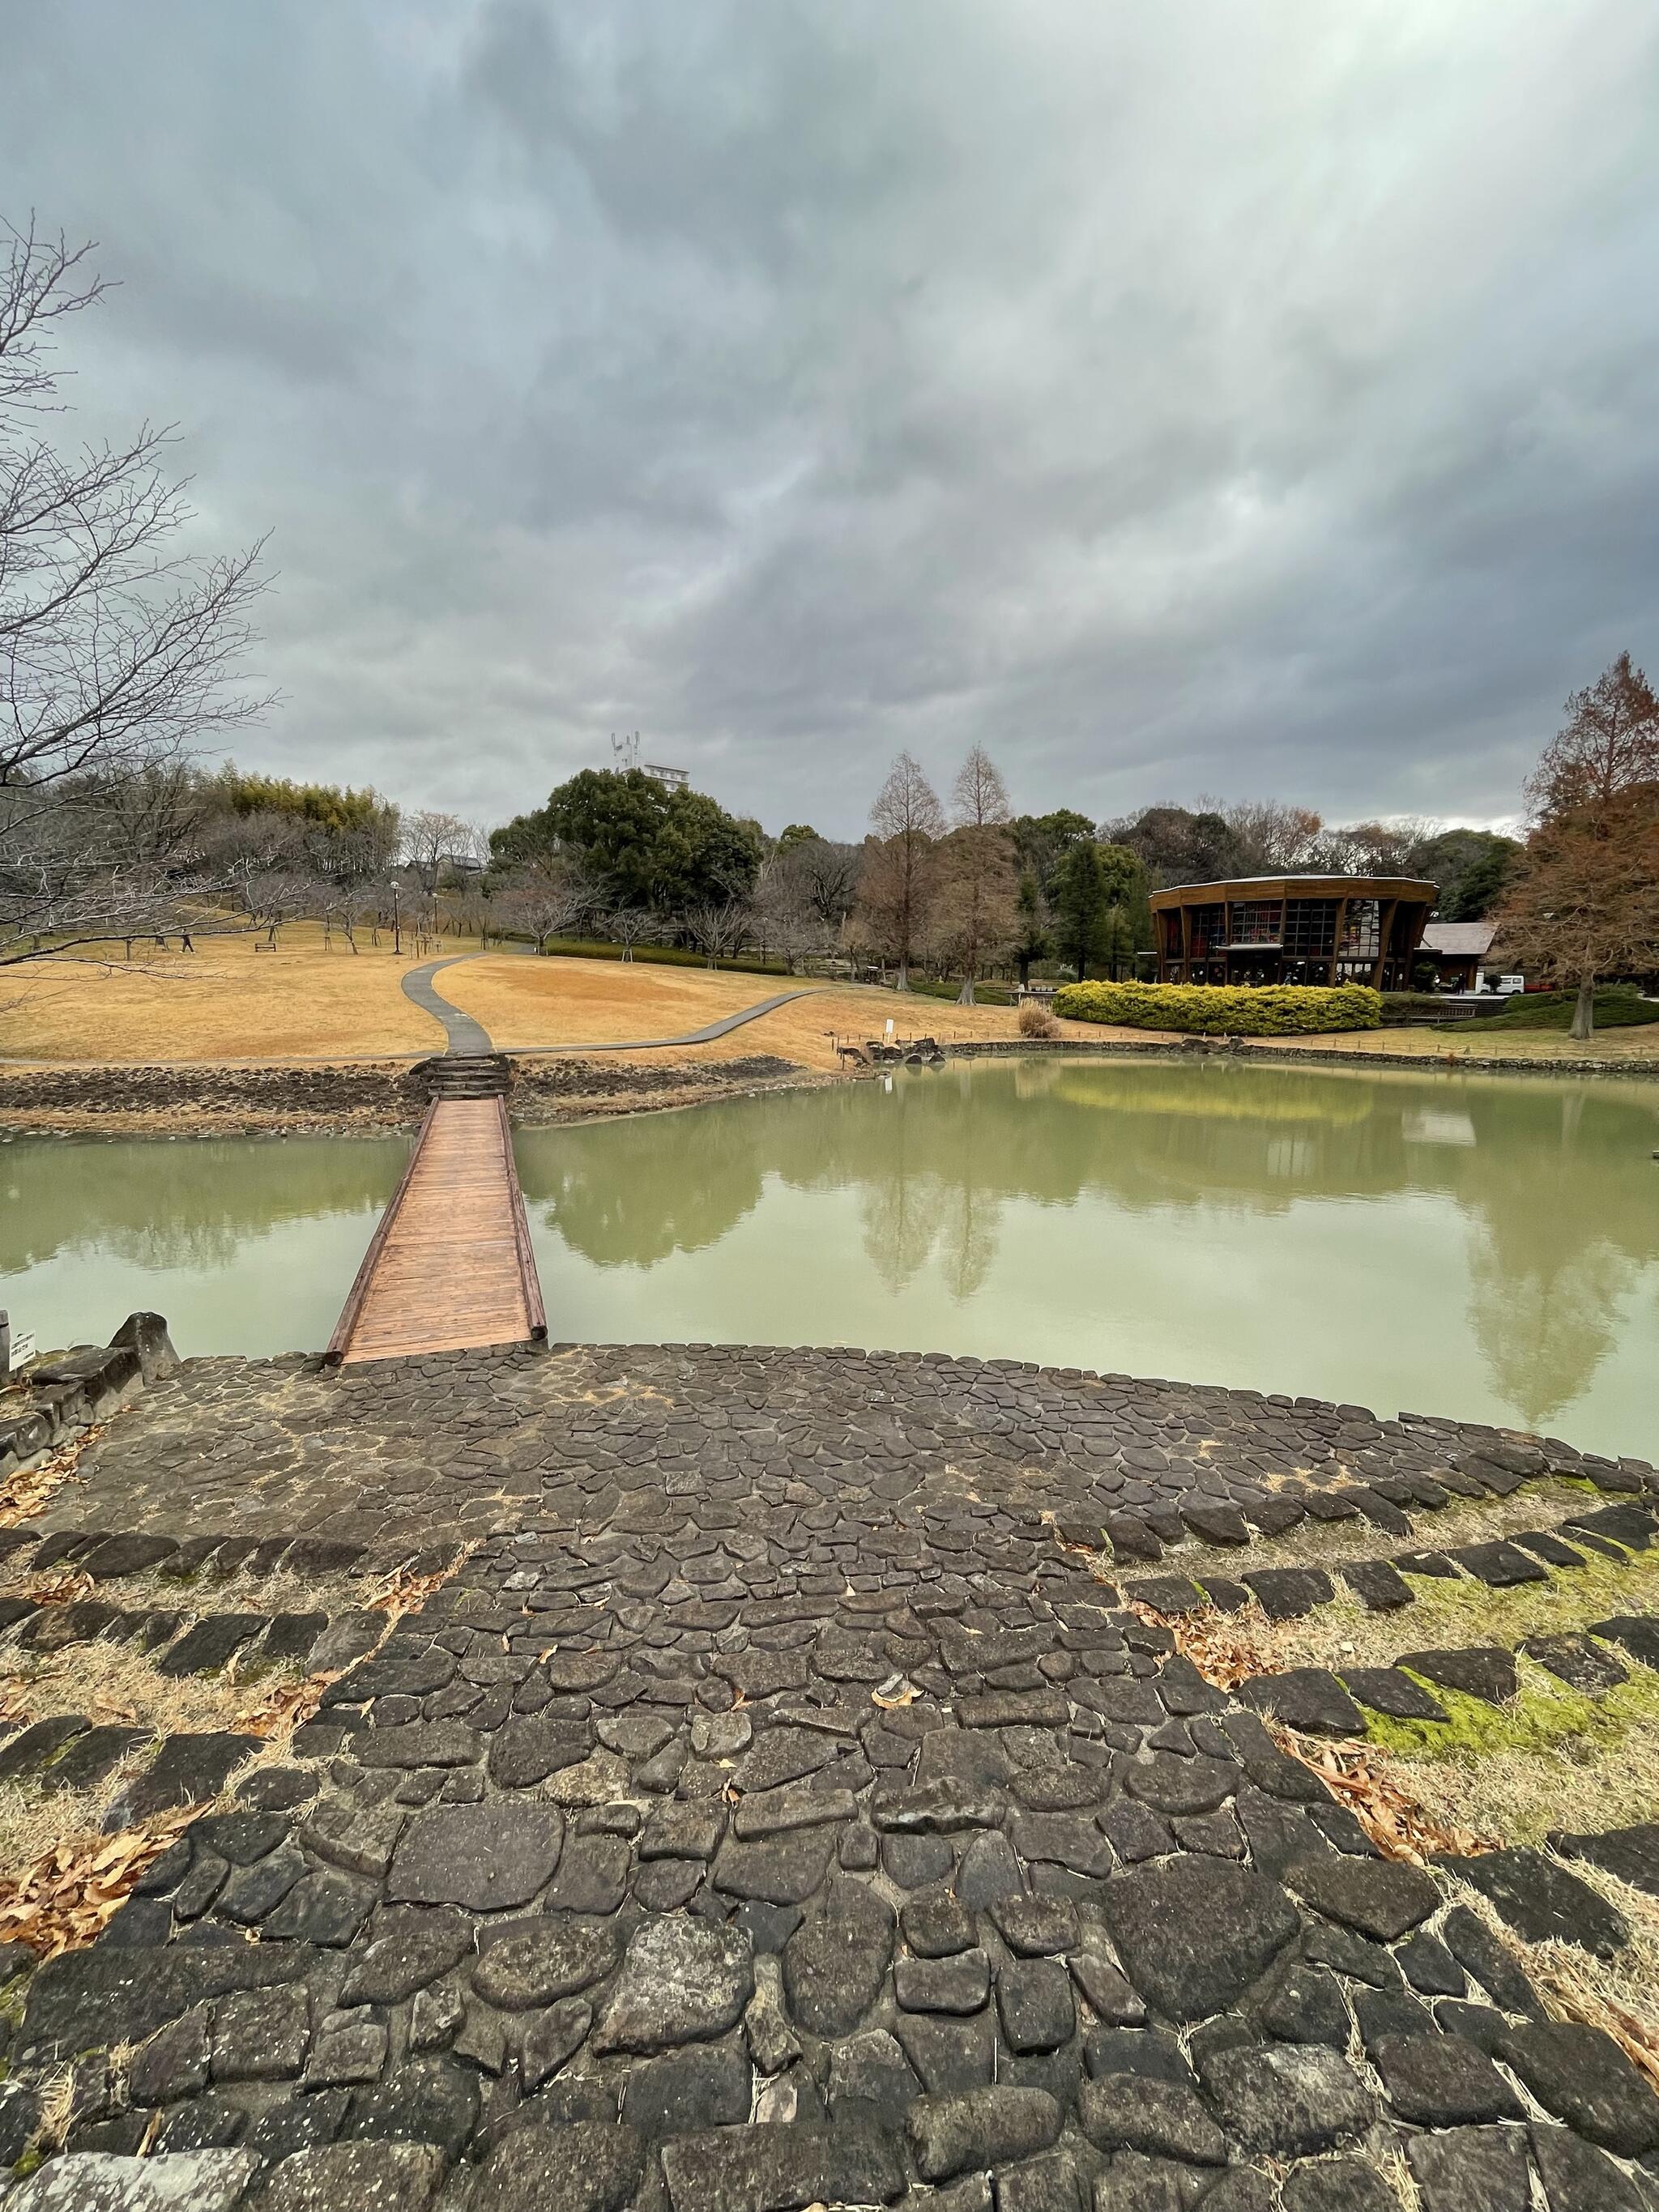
{"left": 45, "top": 1340, "right": 1625, "bottom": 1551}
{"left": 6, "top": 1348, "right": 1659, "bottom": 2206}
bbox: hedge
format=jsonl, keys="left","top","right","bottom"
{"left": 904, "top": 978, "right": 1017, "bottom": 1007}
{"left": 1453, "top": 987, "right": 1659, "bottom": 1034}
{"left": 1051, "top": 980, "right": 1383, "bottom": 1034}
{"left": 499, "top": 935, "right": 793, "bottom": 978}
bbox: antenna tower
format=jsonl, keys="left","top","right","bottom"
{"left": 610, "top": 731, "right": 641, "bottom": 772}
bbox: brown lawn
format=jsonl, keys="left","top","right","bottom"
{"left": 440, "top": 957, "right": 1121, "bottom": 1069}
{"left": 1260, "top": 1024, "right": 1659, "bottom": 1063}
{"left": 0, "top": 923, "right": 463, "bottom": 1063}
{"left": 5, "top": 931, "right": 1653, "bottom": 1070}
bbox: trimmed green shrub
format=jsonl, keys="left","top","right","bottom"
{"left": 904, "top": 978, "right": 1017, "bottom": 1006}
{"left": 1052, "top": 979, "right": 1383, "bottom": 1034}
{"left": 498, "top": 935, "right": 792, "bottom": 978}
{"left": 1451, "top": 987, "right": 1659, "bottom": 1034}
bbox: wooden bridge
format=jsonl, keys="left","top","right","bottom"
{"left": 326, "top": 1069, "right": 546, "bottom": 1366}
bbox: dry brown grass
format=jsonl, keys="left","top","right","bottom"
{"left": 0, "top": 1639, "right": 268, "bottom": 1737}
{"left": 1455, "top": 1862, "right": 1659, "bottom": 2081}
{"left": 2, "top": 931, "right": 1164, "bottom": 1069}
{"left": 1374, "top": 1703, "right": 1659, "bottom": 1847}
{"left": 1166, "top": 1477, "right": 1619, "bottom": 1585}
{"left": 0, "top": 920, "right": 463, "bottom": 1063}
{"left": 445, "top": 957, "right": 1141, "bottom": 1070}
{"left": 1243, "top": 1546, "right": 1659, "bottom": 1677}
{"left": 1264, "top": 1025, "right": 1659, "bottom": 1063}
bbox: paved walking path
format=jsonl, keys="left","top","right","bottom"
{"left": 510, "top": 985, "right": 823, "bottom": 1054}
{"left": 400, "top": 953, "right": 494, "bottom": 1055}
{"left": 403, "top": 953, "right": 824, "bottom": 1057}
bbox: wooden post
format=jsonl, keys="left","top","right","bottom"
{"left": 1179, "top": 903, "right": 1192, "bottom": 982}
{"left": 1374, "top": 899, "right": 1398, "bottom": 990}
{"left": 1328, "top": 898, "right": 1348, "bottom": 986}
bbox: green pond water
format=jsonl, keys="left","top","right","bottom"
{"left": 6, "top": 1057, "right": 1658, "bottom": 1457}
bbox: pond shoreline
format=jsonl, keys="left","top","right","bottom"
{"left": 0, "top": 1052, "right": 825, "bottom": 1138}
{"left": 2, "top": 1032, "right": 1655, "bottom": 1139}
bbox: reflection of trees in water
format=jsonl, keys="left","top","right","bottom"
{"left": 517, "top": 1111, "right": 766, "bottom": 1269}
{"left": 1468, "top": 1235, "right": 1636, "bottom": 1431}
{"left": 4, "top": 1138, "right": 406, "bottom": 1273}
{"left": 1459, "top": 1085, "right": 1654, "bottom": 1429}
{"left": 519, "top": 1061, "right": 1659, "bottom": 1415}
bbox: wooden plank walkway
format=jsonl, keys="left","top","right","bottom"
{"left": 327, "top": 1097, "right": 546, "bottom": 1365}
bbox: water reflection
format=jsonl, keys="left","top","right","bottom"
{"left": 3, "top": 1134, "right": 407, "bottom": 1358}
{"left": 514, "top": 1059, "right": 1659, "bottom": 1445}
{"left": 6, "top": 1062, "right": 1655, "bottom": 1453}
{"left": 4, "top": 1135, "right": 403, "bottom": 1273}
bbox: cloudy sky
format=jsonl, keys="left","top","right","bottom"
{"left": 5, "top": 2, "right": 1657, "bottom": 839}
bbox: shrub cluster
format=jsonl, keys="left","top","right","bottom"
{"left": 509, "top": 936, "right": 791, "bottom": 978}
{"left": 1051, "top": 980, "right": 1383, "bottom": 1034}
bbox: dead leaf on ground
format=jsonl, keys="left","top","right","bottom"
{"left": 0, "top": 1424, "right": 104, "bottom": 1531}
{"left": 0, "top": 1801, "right": 199, "bottom": 1959}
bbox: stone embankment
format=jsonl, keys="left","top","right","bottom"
{"left": 0, "top": 1338, "right": 1655, "bottom": 2203}
{"left": 0, "top": 1055, "right": 805, "bottom": 1137}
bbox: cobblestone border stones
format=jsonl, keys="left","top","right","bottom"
{"left": 0, "top": 1313, "right": 178, "bottom": 1485}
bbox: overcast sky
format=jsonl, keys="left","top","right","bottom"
{"left": 5, "top": 3, "right": 1657, "bottom": 840}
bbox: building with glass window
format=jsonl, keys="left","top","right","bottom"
{"left": 1149, "top": 875, "right": 1436, "bottom": 990}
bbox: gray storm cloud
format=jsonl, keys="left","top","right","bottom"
{"left": 3, "top": 0, "right": 1656, "bottom": 834}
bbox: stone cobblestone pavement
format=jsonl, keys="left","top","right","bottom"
{"left": 48, "top": 1340, "right": 1647, "bottom": 1549}
{"left": 2, "top": 1346, "right": 1657, "bottom": 2207}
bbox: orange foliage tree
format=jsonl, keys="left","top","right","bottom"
{"left": 1495, "top": 654, "right": 1659, "bottom": 1038}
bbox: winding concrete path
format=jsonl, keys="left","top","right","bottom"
{"left": 510, "top": 984, "right": 822, "bottom": 1054}
{"left": 403, "top": 952, "right": 823, "bottom": 1055}
{"left": 399, "top": 953, "right": 494, "bottom": 1055}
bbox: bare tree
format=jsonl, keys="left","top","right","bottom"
{"left": 400, "top": 808, "right": 472, "bottom": 896}
{"left": 497, "top": 856, "right": 595, "bottom": 956}
{"left": 596, "top": 899, "right": 662, "bottom": 964}
{"left": 753, "top": 836, "right": 860, "bottom": 970}
{"left": 1307, "top": 816, "right": 1438, "bottom": 876}
{"left": 1, "top": 218, "right": 269, "bottom": 968}
{"left": 682, "top": 894, "right": 753, "bottom": 968}
{"left": 860, "top": 752, "right": 945, "bottom": 990}
{"left": 1218, "top": 798, "right": 1325, "bottom": 872}
{"left": 943, "top": 745, "right": 1015, "bottom": 1004}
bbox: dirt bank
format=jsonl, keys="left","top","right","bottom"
{"left": 0, "top": 1053, "right": 818, "bottom": 1138}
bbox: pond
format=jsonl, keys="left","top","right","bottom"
{"left": 6, "top": 1056, "right": 1658, "bottom": 1456}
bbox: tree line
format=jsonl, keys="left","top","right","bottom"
{"left": 4, "top": 215, "right": 1648, "bottom": 1019}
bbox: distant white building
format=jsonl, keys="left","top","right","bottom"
{"left": 645, "top": 763, "right": 690, "bottom": 793}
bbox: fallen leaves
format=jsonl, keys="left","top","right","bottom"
{"left": 0, "top": 1801, "right": 200, "bottom": 1959}
{"left": 232, "top": 1670, "right": 331, "bottom": 1741}
{"left": 1132, "top": 1594, "right": 1495, "bottom": 1865}
{"left": 0, "top": 1425, "right": 100, "bottom": 1530}
{"left": 1129, "top": 1597, "right": 1277, "bottom": 1694}
{"left": 14, "top": 1568, "right": 93, "bottom": 1609}
{"left": 1277, "top": 1728, "right": 1497, "bottom": 1865}
{"left": 365, "top": 1539, "right": 476, "bottom": 1623}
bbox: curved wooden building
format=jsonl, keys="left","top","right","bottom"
{"left": 1149, "top": 875, "right": 1436, "bottom": 990}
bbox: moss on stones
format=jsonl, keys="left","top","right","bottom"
{"left": 1358, "top": 1653, "right": 1659, "bottom": 1762}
